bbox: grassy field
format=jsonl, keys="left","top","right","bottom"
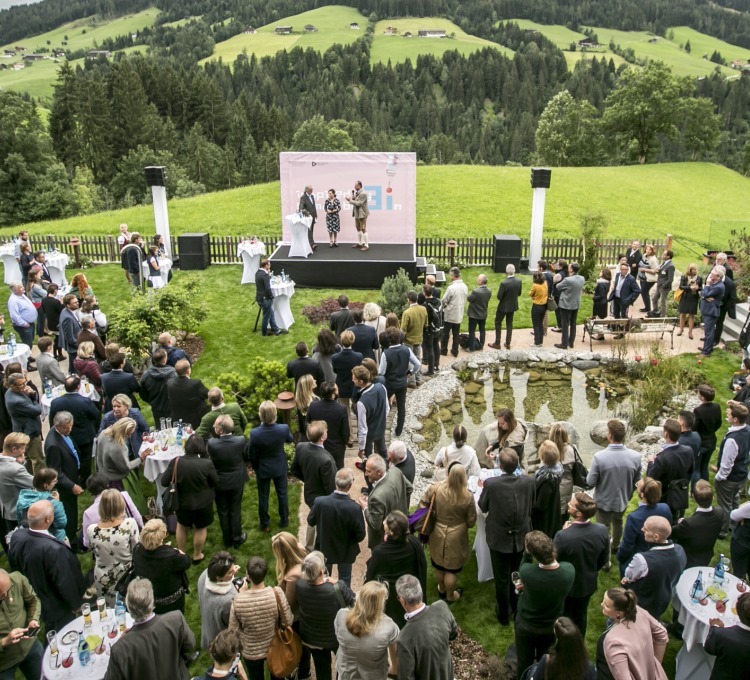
{"left": 203, "top": 5, "right": 364, "bottom": 65}
{"left": 670, "top": 26, "right": 750, "bottom": 68}
{"left": 7, "top": 164, "right": 749, "bottom": 265}
{"left": 371, "top": 17, "right": 513, "bottom": 64}
{"left": 162, "top": 15, "right": 203, "bottom": 29}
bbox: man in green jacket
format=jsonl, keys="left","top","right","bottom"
{"left": 400, "top": 290, "right": 427, "bottom": 387}
{"left": 0, "top": 569, "right": 43, "bottom": 679}
{"left": 196, "top": 388, "right": 248, "bottom": 439}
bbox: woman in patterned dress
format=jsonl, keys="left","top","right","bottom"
{"left": 324, "top": 189, "right": 341, "bottom": 247}
{"left": 86, "top": 488, "right": 140, "bottom": 605}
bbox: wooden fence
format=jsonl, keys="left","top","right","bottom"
{"left": 26, "top": 234, "right": 666, "bottom": 267}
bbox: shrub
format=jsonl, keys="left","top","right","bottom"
{"left": 301, "top": 298, "right": 364, "bottom": 326}
{"left": 107, "top": 279, "right": 207, "bottom": 360}
{"left": 217, "top": 359, "right": 293, "bottom": 426}
{"left": 578, "top": 211, "right": 607, "bottom": 282}
{"left": 378, "top": 267, "right": 414, "bottom": 316}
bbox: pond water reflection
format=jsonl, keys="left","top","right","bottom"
{"left": 417, "top": 364, "right": 631, "bottom": 466}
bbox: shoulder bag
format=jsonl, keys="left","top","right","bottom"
{"left": 546, "top": 296, "right": 558, "bottom": 312}
{"left": 161, "top": 457, "right": 180, "bottom": 515}
{"left": 266, "top": 587, "right": 302, "bottom": 678}
{"left": 115, "top": 544, "right": 140, "bottom": 598}
{"left": 571, "top": 446, "right": 590, "bottom": 490}
{"left": 408, "top": 487, "right": 437, "bottom": 543}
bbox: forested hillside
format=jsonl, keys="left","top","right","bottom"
{"left": 1, "top": 0, "right": 749, "bottom": 228}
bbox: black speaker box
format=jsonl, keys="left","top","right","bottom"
{"left": 178, "top": 233, "right": 210, "bottom": 270}
{"left": 493, "top": 234, "right": 522, "bottom": 273}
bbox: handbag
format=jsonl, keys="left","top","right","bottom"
{"left": 266, "top": 587, "right": 302, "bottom": 678}
{"left": 114, "top": 545, "right": 140, "bottom": 598}
{"left": 546, "top": 297, "right": 558, "bottom": 312}
{"left": 571, "top": 446, "right": 590, "bottom": 489}
{"left": 161, "top": 457, "right": 180, "bottom": 515}
{"left": 408, "top": 488, "right": 436, "bottom": 543}
{"left": 674, "top": 288, "right": 684, "bottom": 302}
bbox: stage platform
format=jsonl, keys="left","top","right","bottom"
{"left": 268, "top": 243, "right": 416, "bottom": 288}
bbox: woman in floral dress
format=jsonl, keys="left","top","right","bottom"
{"left": 324, "top": 189, "right": 341, "bottom": 247}
{"left": 86, "top": 489, "right": 140, "bottom": 605}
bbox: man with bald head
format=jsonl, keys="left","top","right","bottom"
{"left": 196, "top": 387, "right": 247, "bottom": 439}
{"left": 621, "top": 515, "right": 687, "bottom": 620}
{"left": 0, "top": 568, "right": 42, "bottom": 679}
{"left": 8, "top": 500, "right": 85, "bottom": 631}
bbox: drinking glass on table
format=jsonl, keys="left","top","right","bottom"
{"left": 82, "top": 603, "right": 92, "bottom": 629}
{"left": 165, "top": 418, "right": 172, "bottom": 430}
{"left": 159, "top": 418, "right": 166, "bottom": 431}
{"left": 47, "top": 630, "right": 58, "bottom": 657}
{"left": 97, "top": 597, "right": 107, "bottom": 620}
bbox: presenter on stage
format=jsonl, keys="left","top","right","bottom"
{"left": 345, "top": 181, "right": 370, "bottom": 252}
{"left": 299, "top": 185, "right": 318, "bottom": 252}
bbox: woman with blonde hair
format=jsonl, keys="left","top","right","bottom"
{"left": 677, "top": 263, "right": 702, "bottom": 339}
{"left": 95, "top": 417, "right": 151, "bottom": 513}
{"left": 379, "top": 312, "right": 404, "bottom": 351}
{"left": 363, "top": 302, "right": 387, "bottom": 361}
{"left": 532, "top": 440, "right": 563, "bottom": 538}
{"left": 549, "top": 424, "right": 576, "bottom": 515}
{"left": 101, "top": 342, "right": 135, "bottom": 374}
{"left": 294, "top": 374, "right": 319, "bottom": 442}
{"left": 74, "top": 340, "right": 102, "bottom": 393}
{"left": 271, "top": 531, "right": 310, "bottom": 679}
{"left": 335, "top": 581, "right": 400, "bottom": 679}
{"left": 419, "top": 463, "right": 476, "bottom": 603}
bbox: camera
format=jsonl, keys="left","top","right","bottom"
{"left": 232, "top": 577, "right": 246, "bottom": 592}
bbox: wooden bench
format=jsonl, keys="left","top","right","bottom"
{"left": 582, "top": 316, "right": 678, "bottom": 350}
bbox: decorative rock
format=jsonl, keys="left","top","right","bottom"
{"left": 572, "top": 360, "right": 599, "bottom": 370}
{"left": 590, "top": 420, "right": 611, "bottom": 446}
{"left": 468, "top": 361, "right": 479, "bottom": 369}
{"left": 559, "top": 367, "right": 572, "bottom": 376}
{"left": 528, "top": 354, "right": 540, "bottom": 362}
{"left": 438, "top": 409, "right": 453, "bottom": 422}
{"left": 448, "top": 401, "right": 463, "bottom": 414}
{"left": 537, "top": 351, "right": 562, "bottom": 363}
{"left": 420, "top": 467, "right": 434, "bottom": 478}
{"left": 411, "top": 434, "right": 425, "bottom": 444}
{"left": 508, "top": 350, "right": 529, "bottom": 363}
{"left": 577, "top": 352, "right": 595, "bottom": 361}
{"left": 463, "top": 381, "right": 483, "bottom": 395}
{"left": 632, "top": 427, "right": 662, "bottom": 445}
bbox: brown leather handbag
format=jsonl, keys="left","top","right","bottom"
{"left": 266, "top": 587, "right": 302, "bottom": 677}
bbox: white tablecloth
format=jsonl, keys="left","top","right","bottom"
{"left": 238, "top": 241, "right": 266, "bottom": 284}
{"left": 41, "top": 382, "right": 100, "bottom": 419}
{"left": 141, "top": 257, "right": 172, "bottom": 285}
{"left": 673, "top": 566, "right": 744, "bottom": 680}
{"left": 0, "top": 342, "right": 31, "bottom": 371}
{"left": 42, "top": 608, "right": 134, "bottom": 679}
{"left": 45, "top": 252, "right": 69, "bottom": 286}
{"left": 142, "top": 428, "right": 191, "bottom": 512}
{"left": 271, "top": 279, "right": 295, "bottom": 330}
{"left": 470, "top": 470, "right": 502, "bottom": 583}
{"left": 285, "top": 213, "right": 313, "bottom": 258}
{"left": 0, "top": 244, "right": 21, "bottom": 285}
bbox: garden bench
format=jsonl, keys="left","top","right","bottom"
{"left": 582, "top": 316, "right": 678, "bottom": 350}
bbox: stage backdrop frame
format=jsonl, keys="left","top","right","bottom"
{"left": 279, "top": 152, "right": 417, "bottom": 244}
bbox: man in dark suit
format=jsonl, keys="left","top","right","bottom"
{"left": 329, "top": 295, "right": 354, "bottom": 339}
{"left": 554, "top": 492, "right": 610, "bottom": 635}
{"left": 671, "top": 480, "right": 726, "bottom": 568}
{"left": 206, "top": 415, "right": 248, "bottom": 548}
{"left": 139, "top": 348, "right": 177, "bottom": 426}
{"left": 48, "top": 375, "right": 101, "bottom": 484}
{"left": 4, "top": 372, "right": 44, "bottom": 474}
{"left": 159, "top": 332, "right": 191, "bottom": 366}
{"left": 713, "top": 264, "right": 737, "bottom": 347}
{"left": 101, "top": 352, "right": 140, "bottom": 413}
{"left": 106, "top": 578, "right": 196, "bottom": 680}
{"left": 489, "top": 264, "right": 522, "bottom": 350}
{"left": 167, "top": 359, "right": 210, "bottom": 428}
{"left": 626, "top": 240, "right": 642, "bottom": 279}
{"left": 647, "top": 418, "right": 694, "bottom": 520}
{"left": 291, "top": 421, "right": 337, "bottom": 551}
{"left": 77, "top": 315, "right": 106, "bottom": 362}
{"left": 254, "top": 258, "right": 285, "bottom": 337}
{"left": 8, "top": 501, "right": 86, "bottom": 631}
{"left": 387, "top": 440, "right": 416, "bottom": 506}
{"left": 478, "top": 448, "right": 535, "bottom": 625}
{"left": 608, "top": 261, "right": 641, "bottom": 320}
{"left": 705, "top": 592, "right": 750, "bottom": 680}
{"left": 44, "top": 412, "right": 84, "bottom": 543}
{"left": 358, "top": 454, "right": 412, "bottom": 549}
{"left": 298, "top": 184, "right": 318, "bottom": 251}
{"left": 306, "top": 381, "right": 349, "bottom": 470}
{"left": 331, "top": 331, "right": 363, "bottom": 423}
{"left": 347, "top": 309, "right": 379, "bottom": 361}
{"left": 58, "top": 294, "right": 81, "bottom": 373}
{"left": 286, "top": 342, "right": 325, "bottom": 390}
{"left": 648, "top": 249, "right": 675, "bottom": 318}
{"left": 467, "top": 274, "right": 492, "bottom": 352}
{"left": 308, "top": 468, "right": 366, "bottom": 586}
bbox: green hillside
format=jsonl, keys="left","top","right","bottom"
{"left": 203, "top": 5, "right": 364, "bottom": 64}
{"left": 7, "top": 164, "right": 749, "bottom": 259}
{"left": 371, "top": 18, "right": 513, "bottom": 64}
{"left": 670, "top": 26, "right": 750, "bottom": 69}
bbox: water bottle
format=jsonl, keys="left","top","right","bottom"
{"left": 77, "top": 632, "right": 90, "bottom": 667}
{"left": 714, "top": 554, "right": 725, "bottom": 585}
{"left": 44, "top": 378, "right": 52, "bottom": 399}
{"left": 176, "top": 419, "right": 183, "bottom": 447}
{"left": 281, "top": 269, "right": 286, "bottom": 282}
{"left": 690, "top": 570, "right": 704, "bottom": 603}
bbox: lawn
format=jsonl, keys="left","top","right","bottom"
{"left": 669, "top": 26, "right": 750, "bottom": 70}
{"left": 9, "top": 163, "right": 749, "bottom": 269}
{"left": 371, "top": 17, "right": 513, "bottom": 64}
{"left": 202, "top": 5, "right": 364, "bottom": 65}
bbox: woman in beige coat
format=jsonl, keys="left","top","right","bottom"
{"left": 420, "top": 463, "right": 477, "bottom": 603}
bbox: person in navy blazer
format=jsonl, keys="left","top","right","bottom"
{"left": 608, "top": 262, "right": 641, "bottom": 319}
{"left": 44, "top": 413, "right": 84, "bottom": 542}
{"left": 246, "top": 401, "right": 293, "bottom": 532}
{"left": 307, "top": 468, "right": 366, "bottom": 586}
{"left": 298, "top": 185, "right": 318, "bottom": 250}
{"left": 700, "top": 269, "right": 726, "bottom": 356}
{"left": 331, "top": 332, "right": 363, "bottom": 401}
{"left": 100, "top": 352, "right": 140, "bottom": 412}
{"left": 99, "top": 396, "right": 149, "bottom": 460}
{"left": 206, "top": 415, "right": 248, "bottom": 548}
{"left": 346, "top": 310, "right": 379, "bottom": 361}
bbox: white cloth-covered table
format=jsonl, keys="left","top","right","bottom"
{"left": 142, "top": 428, "right": 192, "bottom": 512}
{"left": 673, "top": 566, "right": 744, "bottom": 680}
{"left": 45, "top": 251, "right": 70, "bottom": 286}
{"left": 285, "top": 213, "right": 313, "bottom": 258}
{"left": 470, "top": 469, "right": 503, "bottom": 583}
{"left": 0, "top": 342, "right": 31, "bottom": 371}
{"left": 238, "top": 241, "right": 267, "bottom": 284}
{"left": 141, "top": 257, "right": 172, "bottom": 285}
{"left": 271, "top": 279, "right": 295, "bottom": 330}
{"left": 41, "top": 382, "right": 100, "bottom": 419}
{"left": 0, "top": 244, "right": 21, "bottom": 285}
{"left": 42, "top": 608, "right": 134, "bottom": 680}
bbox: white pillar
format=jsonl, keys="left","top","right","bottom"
{"left": 151, "top": 185, "right": 172, "bottom": 259}
{"left": 529, "top": 187, "right": 547, "bottom": 268}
